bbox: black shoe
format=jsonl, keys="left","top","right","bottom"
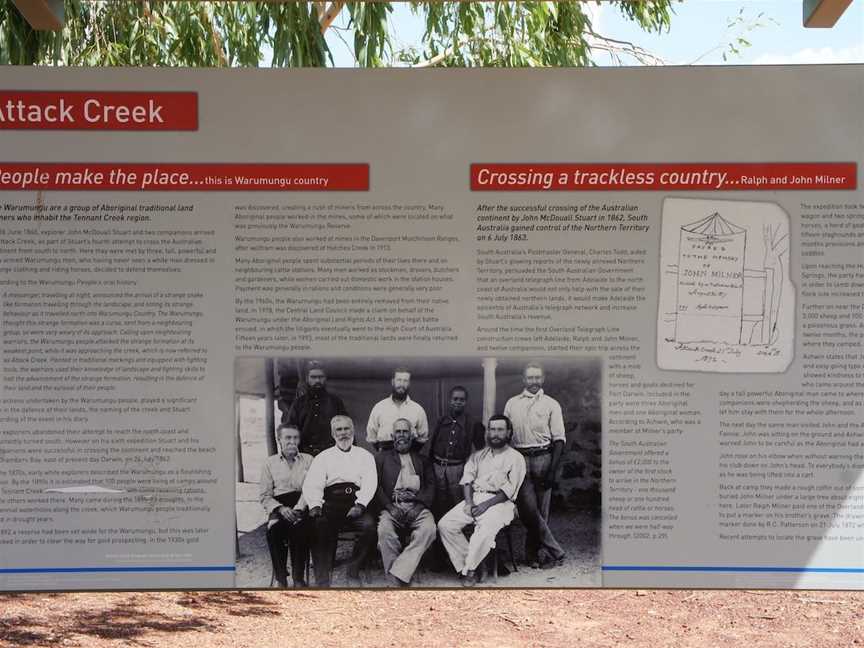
{"left": 387, "top": 574, "right": 410, "bottom": 587}
{"left": 460, "top": 570, "right": 477, "bottom": 587}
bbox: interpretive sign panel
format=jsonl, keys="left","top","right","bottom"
{"left": 0, "top": 66, "right": 861, "bottom": 590}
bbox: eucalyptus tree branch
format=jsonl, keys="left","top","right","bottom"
{"left": 319, "top": 1, "right": 345, "bottom": 35}
{"left": 331, "top": 19, "right": 359, "bottom": 64}
{"left": 411, "top": 25, "right": 497, "bottom": 68}
{"left": 585, "top": 28, "right": 667, "bottom": 66}
{"left": 202, "top": 5, "right": 228, "bottom": 66}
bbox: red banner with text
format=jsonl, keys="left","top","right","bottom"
{"left": 470, "top": 163, "right": 857, "bottom": 191}
{"left": 0, "top": 91, "right": 198, "bottom": 130}
{"left": 0, "top": 163, "right": 369, "bottom": 191}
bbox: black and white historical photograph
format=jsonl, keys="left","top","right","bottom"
{"left": 234, "top": 356, "right": 602, "bottom": 588}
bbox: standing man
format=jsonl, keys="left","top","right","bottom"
{"left": 302, "top": 415, "right": 378, "bottom": 587}
{"left": 366, "top": 367, "right": 429, "bottom": 451}
{"left": 259, "top": 424, "right": 312, "bottom": 588}
{"left": 284, "top": 360, "right": 348, "bottom": 456}
{"left": 437, "top": 415, "right": 526, "bottom": 586}
{"left": 423, "top": 386, "right": 485, "bottom": 540}
{"left": 504, "top": 362, "right": 567, "bottom": 568}
{"left": 375, "top": 418, "right": 437, "bottom": 587}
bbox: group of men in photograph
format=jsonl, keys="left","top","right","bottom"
{"left": 258, "top": 361, "right": 569, "bottom": 587}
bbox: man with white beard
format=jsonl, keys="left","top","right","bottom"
{"left": 303, "top": 415, "right": 377, "bottom": 587}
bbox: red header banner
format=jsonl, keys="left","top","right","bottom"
{"left": 0, "top": 92, "right": 197, "bottom": 130}
{"left": 0, "top": 163, "right": 369, "bottom": 191}
{"left": 470, "top": 163, "right": 857, "bottom": 191}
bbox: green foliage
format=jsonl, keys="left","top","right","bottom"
{"left": 687, "top": 6, "right": 778, "bottom": 65}
{"left": 719, "top": 7, "right": 778, "bottom": 62}
{"left": 347, "top": 2, "right": 392, "bottom": 67}
{"left": 0, "top": 1, "right": 331, "bottom": 66}
{"left": 0, "top": 1, "right": 56, "bottom": 64}
{"left": 0, "top": 0, "right": 675, "bottom": 67}
{"left": 406, "top": 0, "right": 675, "bottom": 67}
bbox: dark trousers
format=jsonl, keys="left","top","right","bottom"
{"left": 430, "top": 461, "right": 465, "bottom": 567}
{"left": 431, "top": 462, "right": 466, "bottom": 520}
{"left": 311, "top": 503, "right": 376, "bottom": 587}
{"left": 515, "top": 452, "right": 565, "bottom": 563}
{"left": 265, "top": 492, "right": 310, "bottom": 586}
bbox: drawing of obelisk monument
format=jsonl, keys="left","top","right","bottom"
{"left": 675, "top": 212, "right": 746, "bottom": 344}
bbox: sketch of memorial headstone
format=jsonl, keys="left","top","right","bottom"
{"left": 657, "top": 197, "right": 793, "bottom": 373}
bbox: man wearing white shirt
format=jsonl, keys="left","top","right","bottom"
{"left": 259, "top": 424, "right": 312, "bottom": 588}
{"left": 366, "top": 367, "right": 429, "bottom": 451}
{"left": 504, "top": 362, "right": 567, "bottom": 568}
{"left": 437, "top": 415, "right": 526, "bottom": 586}
{"left": 303, "top": 415, "right": 378, "bottom": 587}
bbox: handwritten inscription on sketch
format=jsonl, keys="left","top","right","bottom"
{"left": 675, "top": 213, "right": 746, "bottom": 344}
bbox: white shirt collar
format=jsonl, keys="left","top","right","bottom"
{"left": 520, "top": 388, "right": 544, "bottom": 399}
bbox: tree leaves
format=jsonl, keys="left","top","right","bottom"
{"left": 407, "top": 1, "right": 601, "bottom": 68}
{"left": 347, "top": 2, "right": 391, "bottom": 67}
{"left": 0, "top": 1, "right": 57, "bottom": 65}
{"left": 271, "top": 3, "right": 330, "bottom": 67}
{"left": 0, "top": 1, "right": 674, "bottom": 68}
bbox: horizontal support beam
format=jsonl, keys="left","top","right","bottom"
{"left": 11, "top": 0, "right": 64, "bottom": 31}
{"left": 804, "top": 0, "right": 854, "bottom": 27}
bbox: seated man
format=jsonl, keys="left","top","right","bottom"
{"left": 437, "top": 414, "right": 526, "bottom": 586}
{"left": 259, "top": 424, "right": 312, "bottom": 588}
{"left": 302, "top": 415, "right": 378, "bottom": 587}
{"left": 375, "top": 418, "right": 437, "bottom": 587}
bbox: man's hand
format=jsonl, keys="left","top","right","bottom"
{"left": 291, "top": 508, "right": 307, "bottom": 523}
{"left": 463, "top": 501, "right": 475, "bottom": 518}
{"left": 346, "top": 504, "right": 365, "bottom": 519}
{"left": 542, "top": 472, "right": 557, "bottom": 490}
{"left": 394, "top": 488, "right": 416, "bottom": 502}
{"left": 470, "top": 501, "right": 489, "bottom": 517}
{"left": 308, "top": 506, "right": 322, "bottom": 519}
{"left": 278, "top": 506, "right": 298, "bottom": 524}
